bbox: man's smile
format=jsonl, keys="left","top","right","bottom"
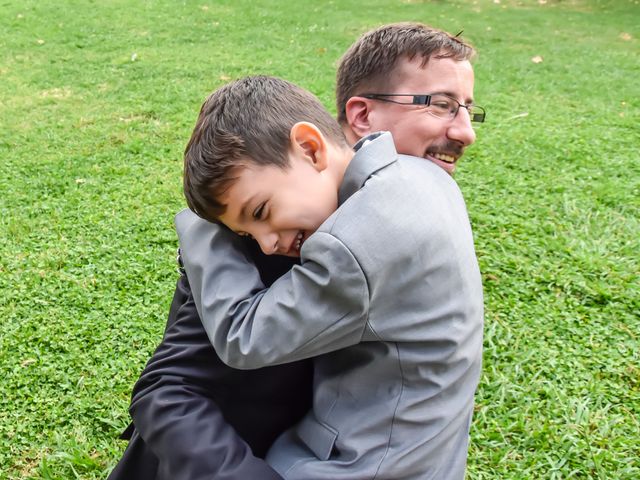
{"left": 424, "top": 143, "right": 465, "bottom": 175}
{"left": 431, "top": 153, "right": 456, "bottom": 164}
{"left": 425, "top": 151, "right": 460, "bottom": 175}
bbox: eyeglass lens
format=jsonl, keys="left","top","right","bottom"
{"left": 428, "top": 95, "right": 484, "bottom": 123}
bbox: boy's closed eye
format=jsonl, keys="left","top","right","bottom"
{"left": 253, "top": 202, "right": 266, "bottom": 220}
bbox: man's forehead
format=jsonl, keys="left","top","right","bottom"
{"left": 388, "top": 56, "right": 475, "bottom": 98}
{"left": 391, "top": 56, "right": 473, "bottom": 82}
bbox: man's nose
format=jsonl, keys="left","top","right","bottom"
{"left": 447, "top": 107, "right": 476, "bottom": 147}
{"left": 255, "top": 230, "right": 279, "bottom": 255}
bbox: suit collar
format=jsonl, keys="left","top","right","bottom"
{"left": 338, "top": 132, "right": 398, "bottom": 206}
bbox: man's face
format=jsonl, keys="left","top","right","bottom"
{"left": 366, "top": 57, "right": 477, "bottom": 175}
{"left": 218, "top": 153, "right": 338, "bottom": 257}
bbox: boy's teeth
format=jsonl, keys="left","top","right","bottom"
{"left": 295, "top": 232, "right": 303, "bottom": 250}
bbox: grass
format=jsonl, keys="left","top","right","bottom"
{"left": 1, "top": 0, "right": 638, "bottom": 478}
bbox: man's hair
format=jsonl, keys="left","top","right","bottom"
{"left": 336, "top": 22, "right": 476, "bottom": 124}
{"left": 184, "top": 75, "right": 348, "bottom": 222}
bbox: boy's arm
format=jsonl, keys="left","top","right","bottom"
{"left": 176, "top": 209, "right": 370, "bottom": 369}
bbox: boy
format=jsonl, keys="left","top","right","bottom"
{"left": 178, "top": 75, "right": 483, "bottom": 479}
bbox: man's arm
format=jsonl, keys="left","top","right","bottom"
{"left": 116, "top": 261, "right": 312, "bottom": 478}
{"left": 176, "top": 209, "right": 371, "bottom": 369}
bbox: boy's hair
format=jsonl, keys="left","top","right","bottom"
{"left": 336, "top": 22, "right": 476, "bottom": 124}
{"left": 184, "top": 75, "right": 348, "bottom": 222}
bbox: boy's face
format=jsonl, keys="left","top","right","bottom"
{"left": 218, "top": 153, "right": 338, "bottom": 257}
{"left": 364, "top": 57, "right": 477, "bottom": 175}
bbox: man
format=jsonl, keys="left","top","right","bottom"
{"left": 109, "top": 22, "right": 483, "bottom": 480}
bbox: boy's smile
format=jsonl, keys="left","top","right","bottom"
{"left": 218, "top": 151, "right": 339, "bottom": 257}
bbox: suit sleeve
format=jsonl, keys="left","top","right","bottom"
{"left": 127, "top": 274, "right": 286, "bottom": 480}
{"left": 176, "top": 209, "right": 371, "bottom": 369}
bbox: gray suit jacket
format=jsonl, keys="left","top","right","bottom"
{"left": 176, "top": 132, "right": 484, "bottom": 479}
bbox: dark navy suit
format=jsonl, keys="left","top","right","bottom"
{"left": 108, "top": 242, "right": 313, "bottom": 479}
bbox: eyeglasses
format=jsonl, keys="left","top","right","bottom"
{"left": 360, "top": 93, "right": 486, "bottom": 123}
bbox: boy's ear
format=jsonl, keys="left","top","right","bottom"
{"left": 289, "top": 122, "right": 328, "bottom": 172}
{"left": 344, "top": 96, "right": 374, "bottom": 139}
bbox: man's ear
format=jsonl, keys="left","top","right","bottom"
{"left": 344, "top": 96, "right": 374, "bottom": 139}
{"left": 289, "top": 122, "right": 328, "bottom": 171}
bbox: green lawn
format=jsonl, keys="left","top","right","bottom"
{"left": 1, "top": 0, "right": 638, "bottom": 478}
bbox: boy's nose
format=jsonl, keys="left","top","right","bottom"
{"left": 447, "top": 108, "right": 476, "bottom": 147}
{"left": 256, "top": 231, "right": 279, "bottom": 255}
